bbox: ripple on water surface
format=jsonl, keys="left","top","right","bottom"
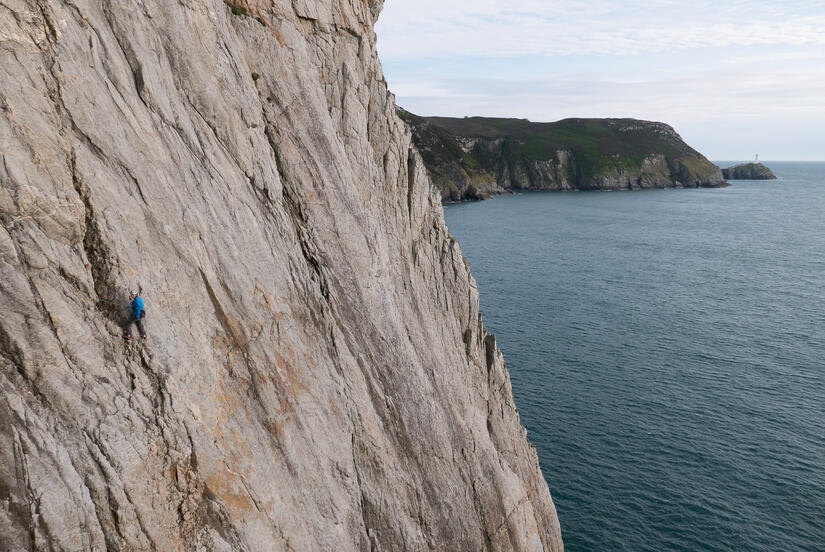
{"left": 445, "top": 163, "right": 825, "bottom": 552}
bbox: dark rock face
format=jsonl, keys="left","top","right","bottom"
{"left": 0, "top": 1, "right": 562, "bottom": 550}
{"left": 722, "top": 163, "right": 778, "bottom": 180}
{"left": 400, "top": 112, "right": 727, "bottom": 202}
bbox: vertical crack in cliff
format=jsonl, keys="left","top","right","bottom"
{"left": 69, "top": 149, "right": 120, "bottom": 323}
{"left": 0, "top": 317, "right": 27, "bottom": 383}
{"left": 406, "top": 147, "right": 416, "bottom": 222}
{"left": 283, "top": 184, "right": 331, "bottom": 302}
{"left": 351, "top": 432, "right": 379, "bottom": 552}
{"left": 198, "top": 267, "right": 278, "bottom": 434}
{"left": 99, "top": 1, "right": 152, "bottom": 113}
{"left": 5, "top": 425, "right": 35, "bottom": 549}
{"left": 83, "top": 429, "right": 157, "bottom": 550}
{"left": 264, "top": 125, "right": 332, "bottom": 304}
{"left": 199, "top": 268, "right": 247, "bottom": 356}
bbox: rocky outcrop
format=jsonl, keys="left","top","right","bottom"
{"left": 722, "top": 163, "right": 777, "bottom": 180}
{"left": 400, "top": 112, "right": 726, "bottom": 201}
{"left": 0, "top": 1, "right": 562, "bottom": 551}
{"left": 399, "top": 112, "right": 505, "bottom": 201}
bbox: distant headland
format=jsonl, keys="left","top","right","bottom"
{"left": 398, "top": 110, "right": 727, "bottom": 202}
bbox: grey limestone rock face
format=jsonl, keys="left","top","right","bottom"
{"left": 0, "top": 1, "right": 562, "bottom": 551}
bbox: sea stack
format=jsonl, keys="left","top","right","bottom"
{"left": 722, "top": 162, "right": 778, "bottom": 180}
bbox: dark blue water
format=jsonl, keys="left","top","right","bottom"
{"left": 444, "top": 162, "right": 825, "bottom": 552}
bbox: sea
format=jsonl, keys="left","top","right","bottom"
{"left": 444, "top": 162, "right": 825, "bottom": 552}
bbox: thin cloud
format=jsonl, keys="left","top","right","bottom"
{"left": 378, "top": 1, "right": 825, "bottom": 57}
{"left": 393, "top": 68, "right": 825, "bottom": 121}
{"left": 377, "top": 0, "right": 825, "bottom": 159}
{"left": 723, "top": 51, "right": 825, "bottom": 65}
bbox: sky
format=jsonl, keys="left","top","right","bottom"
{"left": 375, "top": 1, "right": 825, "bottom": 161}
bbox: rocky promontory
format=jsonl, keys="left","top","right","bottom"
{"left": 0, "top": 1, "right": 562, "bottom": 550}
{"left": 400, "top": 111, "right": 727, "bottom": 202}
{"left": 722, "top": 163, "right": 778, "bottom": 180}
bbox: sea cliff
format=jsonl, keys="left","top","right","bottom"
{"left": 0, "top": 1, "right": 562, "bottom": 550}
{"left": 400, "top": 111, "right": 726, "bottom": 202}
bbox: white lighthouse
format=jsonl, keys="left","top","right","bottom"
{"left": 754, "top": 153, "right": 760, "bottom": 164}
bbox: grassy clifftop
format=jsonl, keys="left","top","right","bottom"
{"left": 399, "top": 110, "right": 726, "bottom": 201}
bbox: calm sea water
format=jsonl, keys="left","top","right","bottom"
{"left": 445, "top": 162, "right": 825, "bottom": 552}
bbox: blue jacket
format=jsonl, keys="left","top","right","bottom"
{"left": 132, "top": 296, "right": 144, "bottom": 319}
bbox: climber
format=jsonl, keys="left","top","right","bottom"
{"left": 123, "top": 289, "right": 146, "bottom": 340}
